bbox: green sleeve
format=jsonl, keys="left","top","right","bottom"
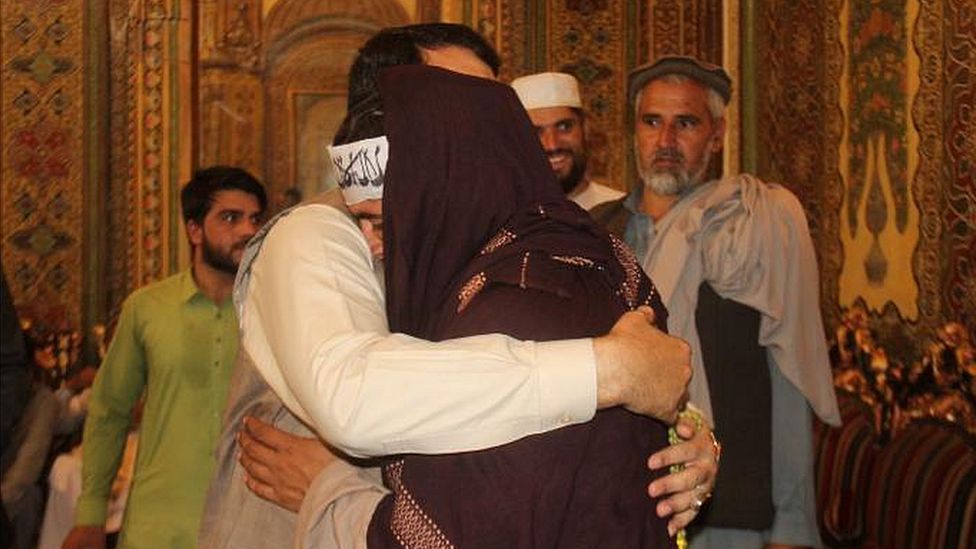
{"left": 75, "top": 295, "right": 147, "bottom": 526}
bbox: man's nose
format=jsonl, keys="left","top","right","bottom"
{"left": 240, "top": 218, "right": 261, "bottom": 239}
{"left": 539, "top": 128, "right": 559, "bottom": 151}
{"left": 656, "top": 123, "right": 677, "bottom": 148}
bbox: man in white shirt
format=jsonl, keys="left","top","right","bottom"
{"left": 201, "top": 24, "right": 717, "bottom": 549}
{"left": 511, "top": 71, "right": 626, "bottom": 210}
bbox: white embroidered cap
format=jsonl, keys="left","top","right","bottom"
{"left": 328, "top": 136, "right": 388, "bottom": 205}
{"left": 510, "top": 72, "right": 582, "bottom": 111}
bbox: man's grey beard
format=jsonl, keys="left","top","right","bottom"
{"left": 637, "top": 151, "right": 710, "bottom": 197}
{"left": 642, "top": 170, "right": 694, "bottom": 196}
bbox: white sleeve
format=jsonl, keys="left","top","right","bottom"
{"left": 242, "top": 205, "right": 597, "bottom": 458}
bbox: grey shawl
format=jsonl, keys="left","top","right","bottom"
{"left": 644, "top": 174, "right": 840, "bottom": 426}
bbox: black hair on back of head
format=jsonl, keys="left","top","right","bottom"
{"left": 334, "top": 23, "right": 500, "bottom": 147}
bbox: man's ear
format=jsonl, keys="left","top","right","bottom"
{"left": 186, "top": 219, "right": 203, "bottom": 247}
{"left": 710, "top": 117, "right": 727, "bottom": 153}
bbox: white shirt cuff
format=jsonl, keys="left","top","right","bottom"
{"left": 534, "top": 338, "right": 597, "bottom": 429}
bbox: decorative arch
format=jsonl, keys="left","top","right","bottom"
{"left": 262, "top": 0, "right": 409, "bottom": 201}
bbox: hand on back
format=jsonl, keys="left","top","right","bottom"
{"left": 595, "top": 307, "right": 692, "bottom": 423}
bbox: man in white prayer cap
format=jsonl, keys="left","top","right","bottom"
{"left": 511, "top": 72, "right": 625, "bottom": 210}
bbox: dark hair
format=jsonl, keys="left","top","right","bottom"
{"left": 334, "top": 23, "right": 501, "bottom": 147}
{"left": 180, "top": 166, "right": 267, "bottom": 224}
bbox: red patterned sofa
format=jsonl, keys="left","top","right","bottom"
{"left": 814, "top": 390, "right": 976, "bottom": 548}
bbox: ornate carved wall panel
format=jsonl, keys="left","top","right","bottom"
{"left": 105, "top": 0, "right": 139, "bottom": 326}
{"left": 1, "top": 0, "right": 86, "bottom": 331}
{"left": 98, "top": 0, "right": 196, "bottom": 325}
{"left": 265, "top": 35, "right": 362, "bottom": 198}
{"left": 261, "top": 0, "right": 409, "bottom": 201}
{"left": 940, "top": 0, "right": 975, "bottom": 343}
{"left": 199, "top": 72, "right": 265, "bottom": 177}
{"left": 754, "top": 0, "right": 844, "bottom": 335}
{"left": 645, "top": 0, "right": 723, "bottom": 63}
{"left": 838, "top": 0, "right": 921, "bottom": 326}
{"left": 198, "top": 0, "right": 264, "bottom": 178}
{"left": 916, "top": 0, "right": 975, "bottom": 344}
{"left": 754, "top": 0, "right": 974, "bottom": 353}
{"left": 542, "top": 0, "right": 636, "bottom": 189}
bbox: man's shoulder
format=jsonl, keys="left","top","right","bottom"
{"left": 250, "top": 196, "right": 370, "bottom": 275}
{"left": 113, "top": 272, "right": 190, "bottom": 329}
{"left": 696, "top": 174, "right": 803, "bottom": 217}
{"left": 125, "top": 272, "right": 186, "bottom": 305}
{"left": 586, "top": 181, "right": 625, "bottom": 198}
{"left": 572, "top": 180, "right": 626, "bottom": 210}
{"left": 726, "top": 174, "right": 807, "bottom": 220}
{"left": 588, "top": 195, "right": 630, "bottom": 237}
{"left": 264, "top": 201, "right": 359, "bottom": 245}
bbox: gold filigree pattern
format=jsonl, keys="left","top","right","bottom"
{"left": 912, "top": 0, "right": 948, "bottom": 349}
{"left": 548, "top": 1, "right": 633, "bottom": 189}
{"left": 387, "top": 460, "right": 455, "bottom": 549}
{"left": 480, "top": 228, "right": 516, "bottom": 255}
{"left": 551, "top": 255, "right": 596, "bottom": 268}
{"left": 519, "top": 252, "right": 531, "bottom": 289}
{"left": 941, "top": 0, "right": 976, "bottom": 344}
{"left": 648, "top": 0, "right": 721, "bottom": 61}
{"left": 456, "top": 272, "right": 487, "bottom": 313}
{"left": 610, "top": 234, "right": 641, "bottom": 309}
{"left": 495, "top": 0, "right": 526, "bottom": 81}
{"left": 217, "top": 3, "right": 260, "bottom": 70}
{"left": 198, "top": 71, "right": 263, "bottom": 177}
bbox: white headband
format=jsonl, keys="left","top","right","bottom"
{"left": 328, "top": 136, "right": 388, "bottom": 205}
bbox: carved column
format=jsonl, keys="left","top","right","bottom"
{"left": 197, "top": 0, "right": 264, "bottom": 179}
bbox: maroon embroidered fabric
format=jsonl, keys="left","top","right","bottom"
{"left": 369, "top": 64, "right": 673, "bottom": 548}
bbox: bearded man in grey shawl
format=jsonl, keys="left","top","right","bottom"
{"left": 591, "top": 56, "right": 841, "bottom": 549}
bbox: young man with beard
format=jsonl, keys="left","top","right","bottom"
{"left": 64, "top": 166, "right": 266, "bottom": 549}
{"left": 591, "top": 57, "right": 840, "bottom": 549}
{"left": 511, "top": 71, "right": 624, "bottom": 209}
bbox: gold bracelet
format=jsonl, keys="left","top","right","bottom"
{"left": 708, "top": 429, "right": 722, "bottom": 464}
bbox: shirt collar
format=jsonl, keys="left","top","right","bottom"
{"left": 624, "top": 185, "right": 644, "bottom": 216}
{"left": 177, "top": 269, "right": 205, "bottom": 304}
